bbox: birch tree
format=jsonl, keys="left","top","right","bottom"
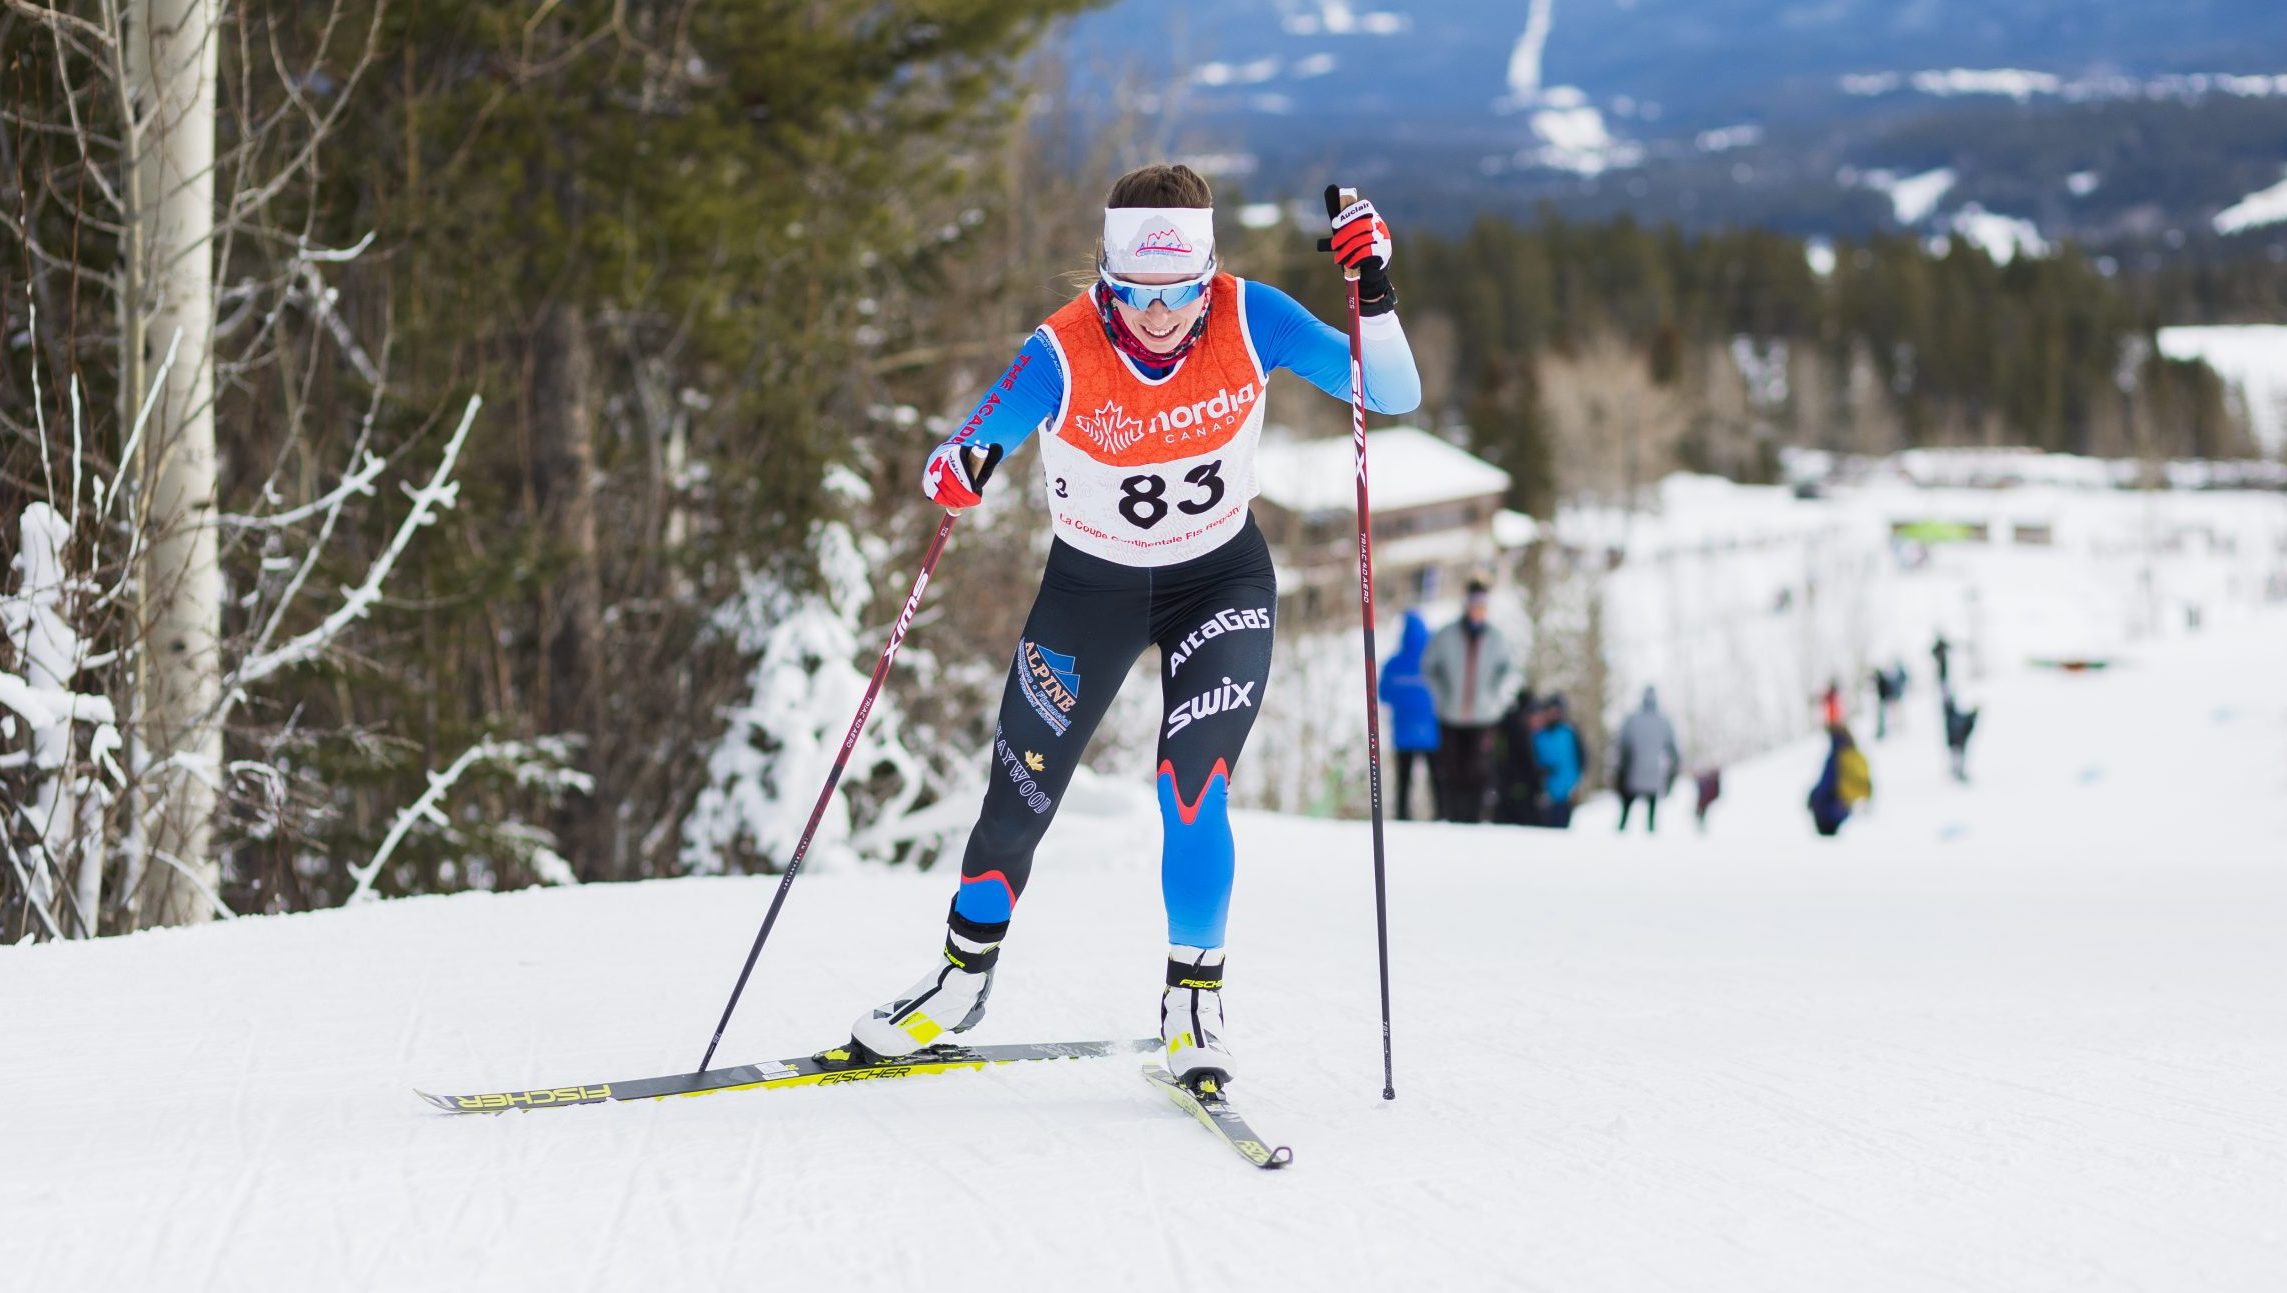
{"left": 122, "top": 0, "right": 224, "bottom": 925}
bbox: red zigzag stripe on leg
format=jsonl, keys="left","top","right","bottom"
{"left": 1157, "top": 758, "right": 1232, "bottom": 826}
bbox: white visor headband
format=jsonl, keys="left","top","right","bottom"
{"left": 1102, "top": 206, "right": 1217, "bottom": 277}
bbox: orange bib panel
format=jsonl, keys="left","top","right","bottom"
{"left": 1035, "top": 275, "right": 1268, "bottom": 567}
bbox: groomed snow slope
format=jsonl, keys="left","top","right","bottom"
{"left": 6, "top": 616, "right": 2286, "bottom": 1292}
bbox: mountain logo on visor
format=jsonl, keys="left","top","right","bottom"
{"left": 1130, "top": 226, "right": 1197, "bottom": 257}
{"left": 1073, "top": 400, "right": 1146, "bottom": 454}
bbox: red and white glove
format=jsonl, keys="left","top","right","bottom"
{"left": 920, "top": 440, "right": 1002, "bottom": 512}
{"left": 1324, "top": 191, "right": 1393, "bottom": 273}
{"left": 1319, "top": 186, "right": 1397, "bottom": 314}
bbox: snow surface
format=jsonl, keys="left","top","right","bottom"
{"left": 1845, "top": 69, "right": 2287, "bottom": 105}
{"left": 1943, "top": 204, "right": 2050, "bottom": 264}
{"left": 1908, "top": 68, "right": 2062, "bottom": 101}
{"left": 1524, "top": 97, "right": 1643, "bottom": 176}
{"left": 1861, "top": 167, "right": 1958, "bottom": 226}
{"left": 8, "top": 602, "right": 2287, "bottom": 1289}
{"left": 1503, "top": 0, "right": 1557, "bottom": 104}
{"left": 1281, "top": 3, "right": 1408, "bottom": 38}
{"left": 2215, "top": 174, "right": 2287, "bottom": 236}
{"left": 1695, "top": 124, "right": 1763, "bottom": 153}
{"left": 2157, "top": 325, "right": 2287, "bottom": 455}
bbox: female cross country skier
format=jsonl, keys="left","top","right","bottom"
{"left": 851, "top": 163, "right": 1421, "bottom": 1089}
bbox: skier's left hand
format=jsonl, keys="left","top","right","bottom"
{"left": 1320, "top": 188, "right": 1394, "bottom": 274}
{"left": 1318, "top": 187, "right": 1395, "bottom": 314}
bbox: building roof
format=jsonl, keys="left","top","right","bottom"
{"left": 1254, "top": 426, "right": 1512, "bottom": 516}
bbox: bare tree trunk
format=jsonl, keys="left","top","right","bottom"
{"left": 529, "top": 301, "right": 613, "bottom": 878}
{"left": 126, "top": 0, "right": 223, "bottom": 927}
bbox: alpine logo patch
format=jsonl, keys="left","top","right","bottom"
{"left": 1017, "top": 638, "right": 1082, "bottom": 735}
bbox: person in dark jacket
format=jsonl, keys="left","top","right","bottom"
{"left": 1530, "top": 694, "right": 1588, "bottom": 829}
{"left": 1378, "top": 610, "right": 1442, "bottom": 820}
{"left": 1870, "top": 665, "right": 1899, "bottom": 740}
{"left": 1491, "top": 688, "right": 1543, "bottom": 826}
{"left": 1942, "top": 689, "right": 1980, "bottom": 782}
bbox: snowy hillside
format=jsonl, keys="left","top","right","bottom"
{"left": 6, "top": 595, "right": 2285, "bottom": 1289}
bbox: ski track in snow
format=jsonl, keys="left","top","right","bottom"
{"left": 6, "top": 616, "right": 2287, "bottom": 1291}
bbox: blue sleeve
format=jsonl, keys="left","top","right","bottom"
{"left": 1241, "top": 280, "right": 1421, "bottom": 415}
{"left": 941, "top": 332, "right": 1065, "bottom": 456}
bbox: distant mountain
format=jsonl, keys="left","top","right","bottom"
{"left": 1057, "top": 0, "right": 2287, "bottom": 249}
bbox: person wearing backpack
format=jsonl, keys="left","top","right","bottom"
{"left": 1808, "top": 724, "right": 1872, "bottom": 837}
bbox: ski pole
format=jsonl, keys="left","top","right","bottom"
{"left": 694, "top": 506, "right": 965, "bottom": 1074}
{"left": 1329, "top": 184, "right": 1399, "bottom": 1101}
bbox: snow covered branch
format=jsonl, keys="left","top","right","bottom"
{"left": 233, "top": 394, "right": 482, "bottom": 689}
{"left": 218, "top": 448, "right": 386, "bottom": 530}
{"left": 348, "top": 737, "right": 591, "bottom": 904}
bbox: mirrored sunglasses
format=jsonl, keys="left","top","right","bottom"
{"left": 1098, "top": 259, "right": 1215, "bottom": 311}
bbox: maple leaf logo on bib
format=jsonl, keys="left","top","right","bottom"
{"left": 1072, "top": 400, "right": 1146, "bottom": 455}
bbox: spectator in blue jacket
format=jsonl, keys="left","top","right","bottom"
{"left": 1530, "top": 694, "right": 1589, "bottom": 829}
{"left": 1379, "top": 610, "right": 1442, "bottom": 820}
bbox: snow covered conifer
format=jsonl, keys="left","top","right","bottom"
{"left": 682, "top": 479, "right": 923, "bottom": 875}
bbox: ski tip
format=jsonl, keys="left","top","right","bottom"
{"left": 1265, "top": 1145, "right": 1295, "bottom": 1168}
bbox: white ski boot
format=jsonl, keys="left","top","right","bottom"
{"left": 850, "top": 934, "right": 998, "bottom": 1058}
{"left": 1161, "top": 945, "right": 1234, "bottom": 1088}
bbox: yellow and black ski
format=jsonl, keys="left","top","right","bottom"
{"left": 416, "top": 1038, "right": 1159, "bottom": 1114}
{"left": 1143, "top": 1066, "right": 1294, "bottom": 1169}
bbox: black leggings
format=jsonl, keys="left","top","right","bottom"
{"left": 949, "top": 518, "right": 1277, "bottom": 951}
{"left": 1392, "top": 749, "right": 1433, "bottom": 821}
{"left": 1617, "top": 793, "right": 1657, "bottom": 832}
{"left": 1436, "top": 723, "right": 1494, "bottom": 822}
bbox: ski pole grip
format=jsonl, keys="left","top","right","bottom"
{"left": 1327, "top": 185, "right": 1362, "bottom": 282}
{"left": 964, "top": 443, "right": 1005, "bottom": 489}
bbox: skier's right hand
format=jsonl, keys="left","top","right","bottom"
{"left": 921, "top": 440, "right": 1003, "bottom": 512}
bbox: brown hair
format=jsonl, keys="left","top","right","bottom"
{"left": 1105, "top": 163, "right": 1213, "bottom": 209}
{"left": 1074, "top": 164, "right": 1218, "bottom": 290}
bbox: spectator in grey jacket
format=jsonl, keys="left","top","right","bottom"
{"left": 1613, "top": 686, "right": 1681, "bottom": 833}
{"left": 1421, "top": 579, "right": 1520, "bottom": 822}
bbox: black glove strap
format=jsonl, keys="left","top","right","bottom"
{"left": 1358, "top": 264, "right": 1397, "bottom": 318}
{"left": 964, "top": 443, "right": 1005, "bottom": 490}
